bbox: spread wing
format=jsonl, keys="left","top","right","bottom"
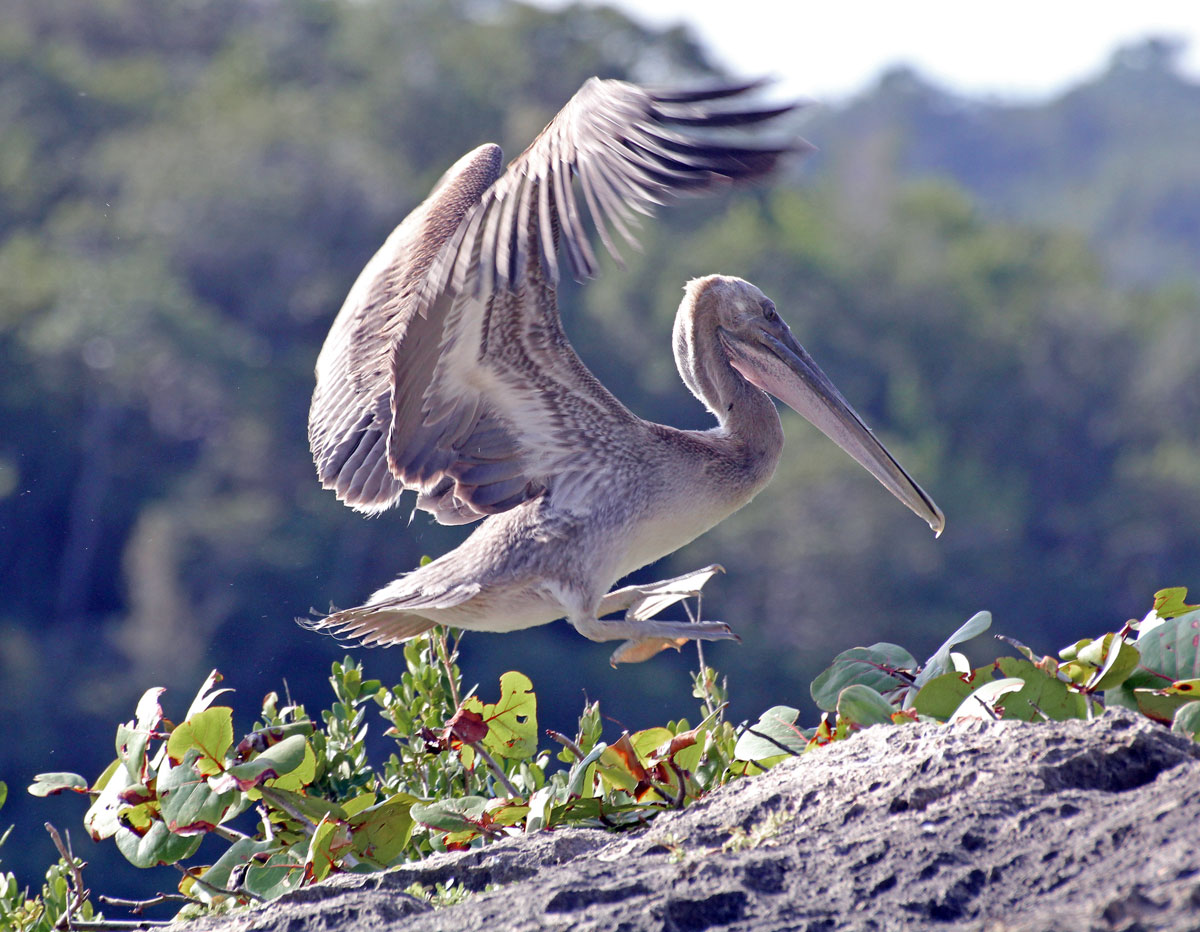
{"left": 308, "top": 76, "right": 801, "bottom": 524}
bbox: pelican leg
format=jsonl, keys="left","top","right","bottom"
{"left": 571, "top": 564, "right": 736, "bottom": 665}
{"left": 596, "top": 564, "right": 725, "bottom": 620}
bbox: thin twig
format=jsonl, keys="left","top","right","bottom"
{"left": 53, "top": 916, "right": 174, "bottom": 921}
{"left": 546, "top": 729, "right": 586, "bottom": 762}
{"left": 258, "top": 804, "right": 276, "bottom": 842}
{"left": 97, "top": 894, "right": 190, "bottom": 914}
{"left": 666, "top": 760, "right": 689, "bottom": 809}
{"left": 45, "top": 823, "right": 87, "bottom": 930}
{"left": 211, "top": 824, "right": 252, "bottom": 844}
{"left": 435, "top": 629, "right": 462, "bottom": 709}
{"left": 734, "top": 723, "right": 803, "bottom": 757}
{"left": 467, "top": 741, "right": 520, "bottom": 798}
{"left": 258, "top": 787, "right": 317, "bottom": 834}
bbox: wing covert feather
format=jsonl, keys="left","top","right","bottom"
{"left": 309, "top": 77, "right": 801, "bottom": 524}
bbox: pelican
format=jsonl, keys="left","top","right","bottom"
{"left": 306, "top": 78, "right": 944, "bottom": 664}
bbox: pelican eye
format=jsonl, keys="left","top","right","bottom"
{"left": 762, "top": 300, "right": 778, "bottom": 322}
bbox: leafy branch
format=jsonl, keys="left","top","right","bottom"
{"left": 3, "top": 587, "right": 1198, "bottom": 929}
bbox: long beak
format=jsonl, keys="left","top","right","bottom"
{"left": 724, "top": 327, "right": 946, "bottom": 537}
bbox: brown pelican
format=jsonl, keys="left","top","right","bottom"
{"left": 307, "top": 78, "right": 944, "bottom": 664}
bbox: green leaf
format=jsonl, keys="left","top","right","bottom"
{"left": 565, "top": 742, "right": 608, "bottom": 797}
{"left": 836, "top": 685, "right": 897, "bottom": 726}
{"left": 0, "top": 781, "right": 6, "bottom": 811}
{"left": 948, "top": 677, "right": 1026, "bottom": 721}
{"left": 210, "top": 734, "right": 308, "bottom": 793}
{"left": 27, "top": 772, "right": 89, "bottom": 797}
{"left": 158, "top": 749, "right": 238, "bottom": 834}
{"left": 167, "top": 706, "right": 234, "bottom": 776}
{"left": 304, "top": 814, "right": 351, "bottom": 884}
{"left": 476, "top": 671, "right": 538, "bottom": 760}
{"left": 810, "top": 643, "right": 917, "bottom": 711}
{"left": 83, "top": 759, "right": 127, "bottom": 840}
{"left": 349, "top": 794, "right": 418, "bottom": 864}
{"left": 193, "top": 838, "right": 278, "bottom": 903}
{"left": 243, "top": 850, "right": 303, "bottom": 900}
{"left": 1153, "top": 588, "right": 1199, "bottom": 619}
{"left": 1133, "top": 689, "right": 1195, "bottom": 724}
{"left": 114, "top": 816, "right": 202, "bottom": 868}
{"left": 734, "top": 706, "right": 806, "bottom": 761}
{"left": 630, "top": 727, "right": 674, "bottom": 761}
{"left": 262, "top": 738, "right": 317, "bottom": 792}
{"left": 117, "top": 687, "right": 165, "bottom": 783}
{"left": 994, "top": 658, "right": 1088, "bottom": 721}
{"left": 1131, "top": 610, "right": 1200, "bottom": 684}
{"left": 1171, "top": 701, "right": 1200, "bottom": 741}
{"left": 913, "top": 611, "right": 992, "bottom": 689}
{"left": 912, "top": 667, "right": 997, "bottom": 720}
{"left": 260, "top": 786, "right": 347, "bottom": 824}
{"left": 411, "top": 797, "right": 490, "bottom": 833}
{"left": 524, "top": 785, "right": 557, "bottom": 833}
{"left": 1075, "top": 634, "right": 1141, "bottom": 690}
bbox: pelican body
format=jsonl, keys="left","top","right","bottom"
{"left": 307, "top": 78, "right": 944, "bottom": 663}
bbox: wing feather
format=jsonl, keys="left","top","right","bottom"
{"left": 308, "top": 77, "right": 802, "bottom": 522}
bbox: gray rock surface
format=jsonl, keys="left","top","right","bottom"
{"left": 181, "top": 711, "right": 1200, "bottom": 932}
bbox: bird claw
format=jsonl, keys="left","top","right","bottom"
{"left": 597, "top": 564, "right": 725, "bottom": 621}
{"left": 608, "top": 622, "right": 738, "bottom": 666}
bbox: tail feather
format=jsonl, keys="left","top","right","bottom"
{"left": 300, "top": 605, "right": 438, "bottom": 647}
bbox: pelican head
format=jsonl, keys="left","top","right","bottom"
{"left": 676, "top": 275, "right": 945, "bottom": 536}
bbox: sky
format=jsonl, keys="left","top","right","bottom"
{"left": 537, "top": 0, "right": 1200, "bottom": 101}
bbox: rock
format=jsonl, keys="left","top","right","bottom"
{"left": 179, "top": 710, "right": 1200, "bottom": 932}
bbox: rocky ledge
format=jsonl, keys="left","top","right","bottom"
{"left": 180, "top": 710, "right": 1200, "bottom": 932}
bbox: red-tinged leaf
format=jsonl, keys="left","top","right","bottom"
{"left": 117, "top": 783, "right": 154, "bottom": 806}
{"left": 474, "top": 671, "right": 538, "bottom": 760}
{"left": 411, "top": 797, "right": 494, "bottom": 836}
{"left": 303, "top": 814, "right": 352, "bottom": 884}
{"left": 606, "top": 733, "right": 651, "bottom": 782}
{"left": 159, "top": 749, "right": 238, "bottom": 835}
{"left": 234, "top": 721, "right": 315, "bottom": 760}
{"left": 208, "top": 734, "right": 306, "bottom": 793}
{"left": 27, "top": 772, "right": 90, "bottom": 797}
{"left": 1133, "top": 689, "right": 1195, "bottom": 724}
{"left": 651, "top": 727, "right": 700, "bottom": 762}
{"left": 445, "top": 707, "right": 489, "bottom": 745}
{"left": 810, "top": 644, "right": 918, "bottom": 711}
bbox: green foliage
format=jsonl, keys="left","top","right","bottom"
{"left": 735, "top": 586, "right": 1200, "bottom": 763}
{"left": 14, "top": 628, "right": 744, "bottom": 922}
{"left": 10, "top": 585, "right": 1200, "bottom": 926}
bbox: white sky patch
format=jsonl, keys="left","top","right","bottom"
{"left": 534, "top": 0, "right": 1200, "bottom": 101}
